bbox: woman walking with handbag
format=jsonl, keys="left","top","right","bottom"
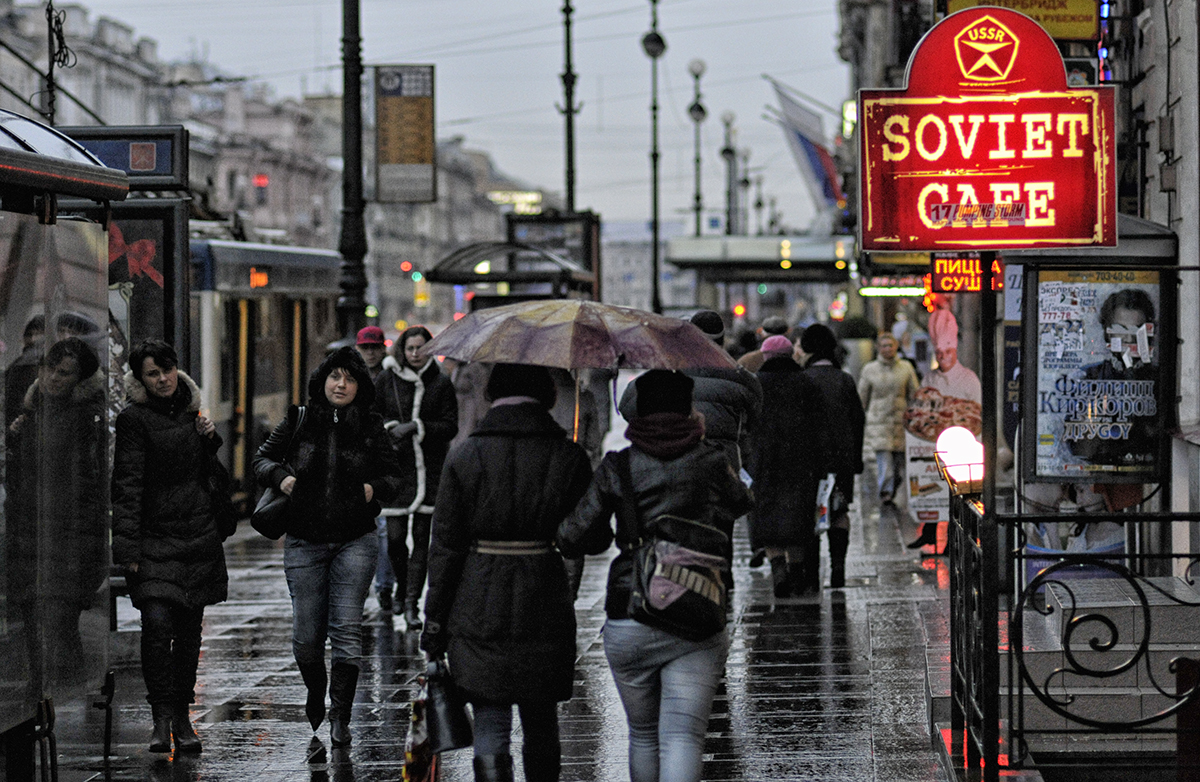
{"left": 419, "top": 364, "right": 592, "bottom": 782}
{"left": 374, "top": 325, "right": 458, "bottom": 631}
{"left": 557, "top": 370, "right": 753, "bottom": 782}
{"left": 112, "top": 339, "right": 228, "bottom": 753}
{"left": 253, "top": 346, "right": 400, "bottom": 746}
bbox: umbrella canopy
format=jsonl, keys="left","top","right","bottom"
{"left": 419, "top": 299, "right": 737, "bottom": 370}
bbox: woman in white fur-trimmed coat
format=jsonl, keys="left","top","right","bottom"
{"left": 373, "top": 325, "right": 458, "bottom": 630}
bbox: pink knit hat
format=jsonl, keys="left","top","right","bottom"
{"left": 761, "top": 334, "right": 794, "bottom": 356}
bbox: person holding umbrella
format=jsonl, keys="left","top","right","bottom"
{"left": 420, "top": 363, "right": 592, "bottom": 782}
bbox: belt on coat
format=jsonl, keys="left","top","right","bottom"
{"left": 471, "top": 540, "right": 553, "bottom": 555}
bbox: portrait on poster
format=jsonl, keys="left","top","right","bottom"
{"left": 1030, "top": 269, "right": 1165, "bottom": 481}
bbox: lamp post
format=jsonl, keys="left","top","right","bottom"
{"left": 642, "top": 0, "right": 666, "bottom": 314}
{"left": 720, "top": 111, "right": 736, "bottom": 235}
{"left": 687, "top": 59, "right": 706, "bottom": 238}
{"left": 559, "top": 0, "right": 580, "bottom": 213}
{"left": 336, "top": 0, "right": 368, "bottom": 341}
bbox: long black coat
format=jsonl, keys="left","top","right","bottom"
{"left": 253, "top": 402, "right": 401, "bottom": 544}
{"left": 747, "top": 355, "right": 813, "bottom": 549}
{"left": 373, "top": 356, "right": 458, "bottom": 513}
{"left": 802, "top": 362, "right": 866, "bottom": 477}
{"left": 111, "top": 372, "right": 228, "bottom": 609}
{"left": 421, "top": 402, "right": 592, "bottom": 705}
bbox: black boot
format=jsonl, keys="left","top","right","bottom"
{"left": 298, "top": 661, "right": 327, "bottom": 731}
{"left": 522, "top": 746, "right": 561, "bottom": 782}
{"left": 328, "top": 662, "right": 359, "bottom": 747}
{"left": 149, "top": 703, "right": 172, "bottom": 753}
{"left": 473, "top": 753, "right": 515, "bottom": 782}
{"left": 173, "top": 704, "right": 202, "bottom": 753}
{"left": 769, "top": 555, "right": 790, "bottom": 598}
{"left": 906, "top": 523, "right": 938, "bottom": 550}
{"left": 377, "top": 587, "right": 393, "bottom": 613}
{"left": 404, "top": 601, "right": 423, "bottom": 631}
{"left": 828, "top": 528, "right": 850, "bottom": 589}
{"left": 801, "top": 536, "right": 821, "bottom": 594}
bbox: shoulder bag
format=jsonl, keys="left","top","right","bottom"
{"left": 615, "top": 449, "right": 730, "bottom": 641}
{"left": 251, "top": 406, "right": 306, "bottom": 540}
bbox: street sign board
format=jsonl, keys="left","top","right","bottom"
{"left": 60, "top": 125, "right": 189, "bottom": 191}
{"left": 374, "top": 65, "right": 435, "bottom": 203}
{"left": 947, "top": 0, "right": 1100, "bottom": 42}
{"left": 859, "top": 8, "right": 1116, "bottom": 252}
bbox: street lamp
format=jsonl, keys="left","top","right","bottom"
{"left": 642, "top": 0, "right": 666, "bottom": 314}
{"left": 720, "top": 111, "right": 736, "bottom": 236}
{"left": 687, "top": 58, "right": 707, "bottom": 238}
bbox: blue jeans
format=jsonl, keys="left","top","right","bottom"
{"left": 472, "top": 700, "right": 560, "bottom": 758}
{"left": 283, "top": 531, "right": 378, "bottom": 669}
{"left": 875, "top": 450, "right": 905, "bottom": 498}
{"left": 603, "top": 619, "right": 729, "bottom": 782}
{"left": 374, "top": 516, "right": 395, "bottom": 593}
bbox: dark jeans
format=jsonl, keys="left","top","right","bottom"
{"left": 472, "top": 699, "right": 560, "bottom": 759}
{"left": 139, "top": 598, "right": 204, "bottom": 706}
{"left": 386, "top": 511, "right": 432, "bottom": 605}
{"left": 284, "top": 531, "right": 378, "bottom": 669}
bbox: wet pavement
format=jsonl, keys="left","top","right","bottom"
{"left": 49, "top": 476, "right": 952, "bottom": 782}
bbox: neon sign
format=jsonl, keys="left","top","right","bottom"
{"left": 930, "top": 253, "right": 1005, "bottom": 292}
{"left": 859, "top": 8, "right": 1115, "bottom": 252}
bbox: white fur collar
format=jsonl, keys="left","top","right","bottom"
{"left": 383, "top": 354, "right": 430, "bottom": 384}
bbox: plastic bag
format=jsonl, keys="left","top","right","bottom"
{"left": 815, "top": 472, "right": 836, "bottom": 533}
{"left": 403, "top": 678, "right": 439, "bottom": 782}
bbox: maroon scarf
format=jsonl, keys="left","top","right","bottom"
{"left": 625, "top": 411, "right": 705, "bottom": 459}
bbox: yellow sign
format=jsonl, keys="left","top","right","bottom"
{"left": 414, "top": 278, "right": 430, "bottom": 307}
{"left": 947, "top": 0, "right": 1099, "bottom": 42}
{"left": 375, "top": 65, "right": 436, "bottom": 203}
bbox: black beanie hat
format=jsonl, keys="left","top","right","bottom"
{"left": 689, "top": 310, "right": 726, "bottom": 344}
{"left": 486, "top": 363, "right": 556, "bottom": 408}
{"left": 635, "top": 369, "right": 694, "bottom": 417}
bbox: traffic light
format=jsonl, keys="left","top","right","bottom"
{"left": 732, "top": 303, "right": 747, "bottom": 319}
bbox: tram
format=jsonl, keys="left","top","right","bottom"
{"left": 189, "top": 239, "right": 341, "bottom": 510}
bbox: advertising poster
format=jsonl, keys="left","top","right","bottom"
{"left": 903, "top": 309, "right": 983, "bottom": 523}
{"left": 1031, "top": 269, "right": 1164, "bottom": 482}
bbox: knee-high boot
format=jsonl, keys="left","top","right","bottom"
{"left": 298, "top": 661, "right": 327, "bottom": 730}
{"left": 328, "top": 662, "right": 359, "bottom": 747}
{"left": 828, "top": 527, "right": 850, "bottom": 589}
{"left": 473, "top": 753, "right": 515, "bottom": 782}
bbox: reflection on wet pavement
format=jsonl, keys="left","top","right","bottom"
{"left": 50, "top": 486, "right": 950, "bottom": 781}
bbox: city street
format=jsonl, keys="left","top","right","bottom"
{"left": 50, "top": 488, "right": 950, "bottom": 782}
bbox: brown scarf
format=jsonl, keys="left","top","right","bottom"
{"left": 625, "top": 411, "right": 705, "bottom": 459}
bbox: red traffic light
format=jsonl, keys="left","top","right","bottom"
{"left": 732, "top": 303, "right": 747, "bottom": 318}
{"left": 400, "top": 261, "right": 413, "bottom": 272}
{"left": 252, "top": 173, "right": 269, "bottom": 188}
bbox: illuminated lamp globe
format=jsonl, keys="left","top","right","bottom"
{"left": 935, "top": 426, "right": 984, "bottom": 486}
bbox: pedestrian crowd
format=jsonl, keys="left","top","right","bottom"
{"left": 96, "top": 307, "right": 958, "bottom": 782}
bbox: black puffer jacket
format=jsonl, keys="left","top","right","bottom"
{"left": 802, "top": 362, "right": 866, "bottom": 476}
{"left": 373, "top": 356, "right": 458, "bottom": 513}
{"left": 253, "top": 362, "right": 401, "bottom": 544}
{"left": 558, "top": 439, "right": 753, "bottom": 620}
{"left": 620, "top": 366, "right": 762, "bottom": 470}
{"left": 420, "top": 402, "right": 593, "bottom": 705}
{"left": 111, "top": 371, "right": 228, "bottom": 609}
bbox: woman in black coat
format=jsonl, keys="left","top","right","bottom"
{"left": 6, "top": 337, "right": 107, "bottom": 689}
{"left": 253, "top": 346, "right": 401, "bottom": 747}
{"left": 112, "top": 339, "right": 228, "bottom": 754}
{"left": 796, "top": 324, "right": 865, "bottom": 592}
{"left": 373, "top": 325, "right": 458, "bottom": 630}
{"left": 420, "top": 364, "right": 592, "bottom": 782}
{"left": 746, "top": 334, "right": 813, "bottom": 597}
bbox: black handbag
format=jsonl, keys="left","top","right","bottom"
{"left": 206, "top": 449, "right": 239, "bottom": 540}
{"left": 615, "top": 450, "right": 729, "bottom": 642}
{"left": 424, "top": 658, "right": 473, "bottom": 754}
{"left": 250, "top": 406, "right": 306, "bottom": 540}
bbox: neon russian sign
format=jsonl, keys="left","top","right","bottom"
{"left": 859, "top": 8, "right": 1115, "bottom": 252}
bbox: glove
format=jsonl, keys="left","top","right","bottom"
{"left": 385, "top": 419, "right": 418, "bottom": 440}
{"left": 420, "top": 620, "right": 447, "bottom": 658}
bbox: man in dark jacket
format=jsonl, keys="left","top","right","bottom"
{"left": 619, "top": 310, "right": 762, "bottom": 474}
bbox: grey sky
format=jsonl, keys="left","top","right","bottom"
{"left": 79, "top": 0, "right": 850, "bottom": 229}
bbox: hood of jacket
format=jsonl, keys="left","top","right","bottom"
{"left": 123, "top": 368, "right": 202, "bottom": 412}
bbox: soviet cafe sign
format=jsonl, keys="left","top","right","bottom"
{"left": 859, "top": 7, "right": 1116, "bottom": 252}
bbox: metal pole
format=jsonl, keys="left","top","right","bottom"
{"left": 721, "top": 112, "right": 736, "bottom": 236}
{"left": 643, "top": 0, "right": 665, "bottom": 314}
{"left": 560, "top": 0, "right": 578, "bottom": 213}
{"left": 688, "top": 60, "right": 706, "bottom": 238}
{"left": 980, "top": 250, "right": 1000, "bottom": 782}
{"left": 45, "top": 1, "right": 56, "bottom": 125}
{"left": 337, "top": 0, "right": 368, "bottom": 340}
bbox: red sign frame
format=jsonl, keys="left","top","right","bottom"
{"left": 859, "top": 8, "right": 1116, "bottom": 252}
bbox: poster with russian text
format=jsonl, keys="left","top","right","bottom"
{"left": 1033, "top": 269, "right": 1163, "bottom": 481}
